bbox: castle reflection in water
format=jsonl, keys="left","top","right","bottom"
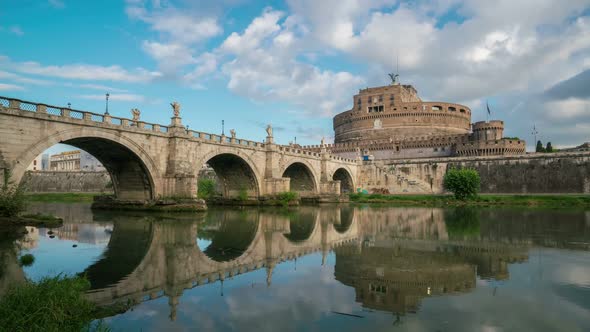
{"left": 12, "top": 203, "right": 590, "bottom": 320}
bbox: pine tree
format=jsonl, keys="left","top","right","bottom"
{"left": 536, "top": 140, "right": 545, "bottom": 152}
{"left": 546, "top": 142, "right": 553, "bottom": 153}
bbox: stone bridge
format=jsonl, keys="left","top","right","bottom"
{"left": 83, "top": 206, "right": 360, "bottom": 318}
{"left": 0, "top": 96, "right": 359, "bottom": 201}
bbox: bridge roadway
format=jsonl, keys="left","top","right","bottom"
{"left": 0, "top": 96, "right": 358, "bottom": 201}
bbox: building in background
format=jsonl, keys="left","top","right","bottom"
{"left": 303, "top": 77, "right": 526, "bottom": 160}
{"left": 50, "top": 150, "right": 105, "bottom": 171}
{"left": 26, "top": 154, "right": 43, "bottom": 171}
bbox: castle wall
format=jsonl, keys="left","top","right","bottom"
{"left": 362, "top": 152, "right": 590, "bottom": 194}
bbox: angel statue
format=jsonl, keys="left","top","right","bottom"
{"left": 388, "top": 73, "right": 399, "bottom": 85}
{"left": 321, "top": 137, "right": 326, "bottom": 146}
{"left": 230, "top": 129, "right": 236, "bottom": 138}
{"left": 171, "top": 101, "right": 181, "bottom": 117}
{"left": 131, "top": 108, "right": 140, "bottom": 121}
{"left": 266, "top": 124, "right": 273, "bottom": 137}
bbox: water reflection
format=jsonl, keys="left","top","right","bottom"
{"left": 4, "top": 204, "right": 590, "bottom": 330}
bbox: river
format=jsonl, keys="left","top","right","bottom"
{"left": 2, "top": 203, "right": 590, "bottom": 331}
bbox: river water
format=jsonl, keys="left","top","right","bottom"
{"left": 2, "top": 203, "right": 590, "bottom": 331}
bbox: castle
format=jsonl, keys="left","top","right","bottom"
{"left": 304, "top": 77, "right": 526, "bottom": 160}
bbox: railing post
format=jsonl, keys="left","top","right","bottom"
{"left": 83, "top": 112, "right": 92, "bottom": 121}
{"left": 153, "top": 124, "right": 160, "bottom": 132}
{"left": 137, "top": 121, "right": 145, "bottom": 129}
{"left": 61, "top": 108, "right": 70, "bottom": 118}
{"left": 199, "top": 132, "right": 206, "bottom": 139}
{"left": 121, "top": 119, "right": 129, "bottom": 127}
{"left": 9, "top": 99, "right": 20, "bottom": 109}
{"left": 103, "top": 114, "right": 111, "bottom": 124}
{"left": 36, "top": 104, "right": 47, "bottom": 114}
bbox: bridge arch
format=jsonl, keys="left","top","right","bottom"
{"left": 283, "top": 208, "right": 319, "bottom": 243}
{"left": 333, "top": 206, "right": 355, "bottom": 233}
{"left": 196, "top": 149, "right": 262, "bottom": 198}
{"left": 332, "top": 167, "right": 355, "bottom": 194}
{"left": 281, "top": 161, "right": 319, "bottom": 197}
{"left": 13, "top": 128, "right": 159, "bottom": 201}
{"left": 198, "top": 209, "right": 260, "bottom": 262}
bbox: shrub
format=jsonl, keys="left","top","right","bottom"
{"left": 0, "top": 170, "right": 27, "bottom": 217}
{"left": 275, "top": 192, "right": 298, "bottom": 207}
{"left": 0, "top": 275, "right": 101, "bottom": 332}
{"left": 443, "top": 168, "right": 480, "bottom": 200}
{"left": 197, "top": 179, "right": 216, "bottom": 199}
{"left": 19, "top": 254, "right": 35, "bottom": 267}
{"left": 237, "top": 187, "right": 249, "bottom": 201}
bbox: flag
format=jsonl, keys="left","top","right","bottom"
{"left": 486, "top": 101, "right": 491, "bottom": 115}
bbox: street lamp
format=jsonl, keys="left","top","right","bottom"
{"left": 105, "top": 93, "right": 110, "bottom": 115}
{"left": 222, "top": 120, "right": 225, "bottom": 135}
{"left": 67, "top": 102, "right": 71, "bottom": 109}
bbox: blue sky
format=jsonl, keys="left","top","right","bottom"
{"left": 1, "top": 0, "right": 589, "bottom": 154}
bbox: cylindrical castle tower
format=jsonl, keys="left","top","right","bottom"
{"left": 472, "top": 121, "right": 504, "bottom": 141}
{"left": 333, "top": 84, "right": 471, "bottom": 144}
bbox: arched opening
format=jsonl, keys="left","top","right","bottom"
{"left": 82, "top": 216, "right": 153, "bottom": 289}
{"left": 200, "top": 153, "right": 259, "bottom": 199}
{"left": 282, "top": 162, "right": 317, "bottom": 197}
{"left": 20, "top": 138, "right": 154, "bottom": 201}
{"left": 283, "top": 208, "right": 318, "bottom": 242}
{"left": 333, "top": 168, "right": 354, "bottom": 194}
{"left": 334, "top": 206, "right": 354, "bottom": 233}
{"left": 197, "top": 209, "right": 259, "bottom": 262}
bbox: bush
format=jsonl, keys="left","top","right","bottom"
{"left": 237, "top": 187, "right": 249, "bottom": 201}
{"left": 197, "top": 179, "right": 216, "bottom": 199}
{"left": 277, "top": 192, "right": 298, "bottom": 205}
{"left": 19, "top": 254, "right": 35, "bottom": 267}
{"left": 0, "top": 170, "right": 27, "bottom": 217}
{"left": 0, "top": 275, "right": 101, "bottom": 332}
{"left": 443, "top": 168, "right": 480, "bottom": 200}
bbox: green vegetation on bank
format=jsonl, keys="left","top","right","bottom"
{"left": 443, "top": 168, "right": 480, "bottom": 200}
{"left": 349, "top": 193, "right": 590, "bottom": 207}
{"left": 0, "top": 275, "right": 110, "bottom": 332}
{"left": 0, "top": 171, "right": 27, "bottom": 217}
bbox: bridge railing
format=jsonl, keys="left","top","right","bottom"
{"left": 277, "top": 145, "right": 357, "bottom": 163}
{"left": 187, "top": 130, "right": 265, "bottom": 148}
{"left": 0, "top": 96, "right": 172, "bottom": 134}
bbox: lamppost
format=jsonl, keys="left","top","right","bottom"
{"left": 531, "top": 124, "right": 538, "bottom": 151}
{"left": 67, "top": 102, "right": 71, "bottom": 109}
{"left": 105, "top": 93, "right": 110, "bottom": 115}
{"left": 222, "top": 120, "right": 225, "bottom": 136}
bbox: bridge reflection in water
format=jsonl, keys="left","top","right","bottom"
{"left": 11, "top": 204, "right": 590, "bottom": 324}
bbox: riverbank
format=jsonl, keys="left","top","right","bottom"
{"left": 349, "top": 193, "right": 590, "bottom": 208}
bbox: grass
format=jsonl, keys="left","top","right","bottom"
{"left": 349, "top": 193, "right": 590, "bottom": 208}
{"left": 0, "top": 275, "right": 108, "bottom": 332}
{"left": 25, "top": 193, "right": 99, "bottom": 202}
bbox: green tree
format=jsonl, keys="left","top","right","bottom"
{"left": 197, "top": 179, "right": 216, "bottom": 199}
{"left": 536, "top": 140, "right": 545, "bottom": 152}
{"left": 443, "top": 168, "right": 480, "bottom": 200}
{"left": 546, "top": 142, "right": 553, "bottom": 152}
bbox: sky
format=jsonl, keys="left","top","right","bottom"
{"left": 1, "top": 0, "right": 589, "bottom": 153}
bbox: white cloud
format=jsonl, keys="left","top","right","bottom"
{"left": 126, "top": 0, "right": 223, "bottom": 73}
{"left": 220, "top": 9, "right": 364, "bottom": 116}
{"left": 0, "top": 70, "right": 54, "bottom": 86}
{"left": 9, "top": 26, "right": 24, "bottom": 36}
{"left": 77, "top": 93, "right": 145, "bottom": 102}
{"left": 0, "top": 83, "right": 24, "bottom": 91}
{"left": 76, "top": 83, "right": 129, "bottom": 93}
{"left": 0, "top": 56, "right": 161, "bottom": 83}
{"left": 48, "top": 0, "right": 65, "bottom": 8}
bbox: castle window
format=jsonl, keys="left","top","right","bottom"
{"left": 368, "top": 106, "right": 384, "bottom": 113}
{"left": 368, "top": 96, "right": 373, "bottom": 103}
{"left": 390, "top": 94, "right": 394, "bottom": 101}
{"left": 432, "top": 105, "right": 442, "bottom": 111}
{"left": 449, "top": 107, "right": 456, "bottom": 112}
{"left": 434, "top": 148, "right": 438, "bottom": 152}
{"left": 378, "top": 95, "right": 383, "bottom": 102}
{"left": 460, "top": 109, "right": 466, "bottom": 113}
